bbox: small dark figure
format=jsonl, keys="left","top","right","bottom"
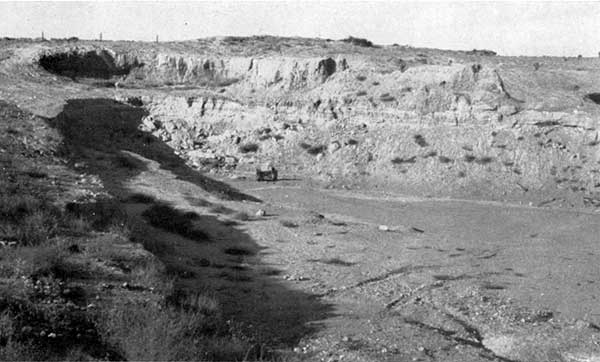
{"left": 256, "top": 167, "right": 278, "bottom": 182}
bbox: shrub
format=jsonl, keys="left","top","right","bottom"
{"left": 25, "top": 169, "right": 47, "bottom": 179}
{"left": 223, "top": 247, "right": 254, "bottom": 256}
{"left": 238, "top": 143, "right": 258, "bottom": 153}
{"left": 142, "top": 204, "right": 210, "bottom": 241}
{"left": 232, "top": 211, "right": 250, "bottom": 221}
{"left": 123, "top": 193, "right": 155, "bottom": 204}
{"left": 128, "top": 219, "right": 173, "bottom": 256}
{"left": 280, "top": 220, "right": 298, "bottom": 228}
{"left": 379, "top": 93, "right": 396, "bottom": 102}
{"left": 464, "top": 154, "right": 476, "bottom": 163}
{"left": 438, "top": 155, "right": 453, "bottom": 163}
{"left": 16, "top": 210, "right": 58, "bottom": 246}
{"left": 96, "top": 301, "right": 248, "bottom": 361}
{"left": 65, "top": 200, "right": 126, "bottom": 231}
{"left": 315, "top": 257, "right": 355, "bottom": 266}
{"left": 114, "top": 153, "right": 142, "bottom": 170}
{"left": 299, "top": 142, "right": 311, "bottom": 150}
{"left": 391, "top": 156, "right": 417, "bottom": 165}
{"left": 210, "top": 205, "right": 235, "bottom": 215}
{"left": 413, "top": 134, "right": 429, "bottom": 147}
{"left": 341, "top": 36, "right": 374, "bottom": 47}
{"left": 306, "top": 145, "right": 326, "bottom": 155}
{"left": 476, "top": 156, "right": 494, "bottom": 165}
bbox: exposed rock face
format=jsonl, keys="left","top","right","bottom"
{"left": 128, "top": 54, "right": 348, "bottom": 89}
{"left": 138, "top": 59, "right": 599, "bottom": 205}
{"left": 23, "top": 42, "right": 600, "bottom": 205}
{"left": 34, "top": 46, "right": 348, "bottom": 91}
{"left": 37, "top": 47, "right": 140, "bottom": 78}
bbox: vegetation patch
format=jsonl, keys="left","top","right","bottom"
{"left": 379, "top": 93, "right": 396, "bottom": 102}
{"left": 114, "top": 153, "right": 143, "bottom": 170}
{"left": 232, "top": 211, "right": 251, "bottom": 221}
{"left": 438, "top": 155, "right": 453, "bottom": 163}
{"left": 141, "top": 204, "right": 210, "bottom": 241}
{"left": 300, "top": 142, "right": 326, "bottom": 155}
{"left": 210, "top": 204, "right": 235, "bottom": 215}
{"left": 341, "top": 36, "right": 375, "bottom": 48}
{"left": 413, "top": 134, "right": 429, "bottom": 147}
{"left": 391, "top": 156, "right": 417, "bottom": 165}
{"left": 311, "top": 257, "right": 355, "bottom": 267}
{"left": 223, "top": 247, "right": 254, "bottom": 256}
{"left": 123, "top": 193, "right": 155, "bottom": 204}
{"left": 299, "top": 142, "right": 312, "bottom": 150}
{"left": 280, "top": 220, "right": 299, "bottom": 228}
{"left": 475, "top": 156, "right": 494, "bottom": 165}
{"left": 238, "top": 143, "right": 259, "bottom": 153}
{"left": 306, "top": 144, "right": 326, "bottom": 155}
{"left": 464, "top": 154, "right": 476, "bottom": 163}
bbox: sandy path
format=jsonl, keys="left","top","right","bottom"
{"left": 222, "top": 180, "right": 600, "bottom": 361}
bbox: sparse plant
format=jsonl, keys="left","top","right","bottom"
{"left": 379, "top": 93, "right": 396, "bottom": 102}
{"left": 476, "top": 156, "right": 494, "bottom": 165}
{"left": 299, "top": 142, "right": 311, "bottom": 150}
{"left": 279, "top": 220, "right": 298, "bottom": 229}
{"left": 464, "top": 154, "right": 476, "bottom": 163}
{"left": 438, "top": 155, "right": 453, "bottom": 163}
{"left": 341, "top": 36, "right": 374, "bottom": 47}
{"left": 313, "top": 257, "right": 355, "bottom": 266}
{"left": 114, "top": 153, "right": 142, "bottom": 170}
{"left": 239, "top": 143, "right": 259, "bottom": 153}
{"left": 391, "top": 156, "right": 417, "bottom": 165}
{"left": 124, "top": 193, "right": 155, "bottom": 204}
{"left": 413, "top": 134, "right": 429, "bottom": 147}
{"left": 223, "top": 247, "right": 254, "bottom": 256}
{"left": 142, "top": 204, "right": 210, "bottom": 241}
{"left": 210, "top": 204, "right": 235, "bottom": 215}
{"left": 96, "top": 300, "right": 248, "bottom": 361}
{"left": 306, "top": 145, "right": 326, "bottom": 155}
{"left": 232, "top": 211, "right": 251, "bottom": 221}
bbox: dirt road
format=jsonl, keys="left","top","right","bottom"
{"left": 219, "top": 179, "right": 600, "bottom": 362}
{"left": 122, "top": 151, "right": 600, "bottom": 362}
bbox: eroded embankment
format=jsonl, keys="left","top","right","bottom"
{"left": 26, "top": 45, "right": 600, "bottom": 207}
{"left": 135, "top": 62, "right": 600, "bottom": 207}
{"left": 35, "top": 46, "right": 348, "bottom": 89}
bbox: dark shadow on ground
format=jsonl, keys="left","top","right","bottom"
{"left": 48, "top": 98, "right": 259, "bottom": 202}
{"left": 47, "top": 98, "right": 333, "bottom": 353}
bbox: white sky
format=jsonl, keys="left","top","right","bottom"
{"left": 1, "top": 1, "right": 600, "bottom": 56}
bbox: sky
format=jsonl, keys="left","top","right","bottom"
{"left": 1, "top": 1, "right": 600, "bottom": 57}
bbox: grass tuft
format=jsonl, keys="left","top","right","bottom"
{"left": 142, "top": 204, "right": 210, "bottom": 242}
{"left": 239, "top": 143, "right": 259, "bottom": 153}
{"left": 280, "top": 220, "right": 298, "bottom": 228}
{"left": 413, "top": 134, "right": 429, "bottom": 147}
{"left": 306, "top": 145, "right": 326, "bottom": 155}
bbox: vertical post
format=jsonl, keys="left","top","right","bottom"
{"left": 41, "top": 31, "right": 44, "bottom": 40}
{"left": 156, "top": 34, "right": 159, "bottom": 43}
{"left": 99, "top": 32, "right": 102, "bottom": 41}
